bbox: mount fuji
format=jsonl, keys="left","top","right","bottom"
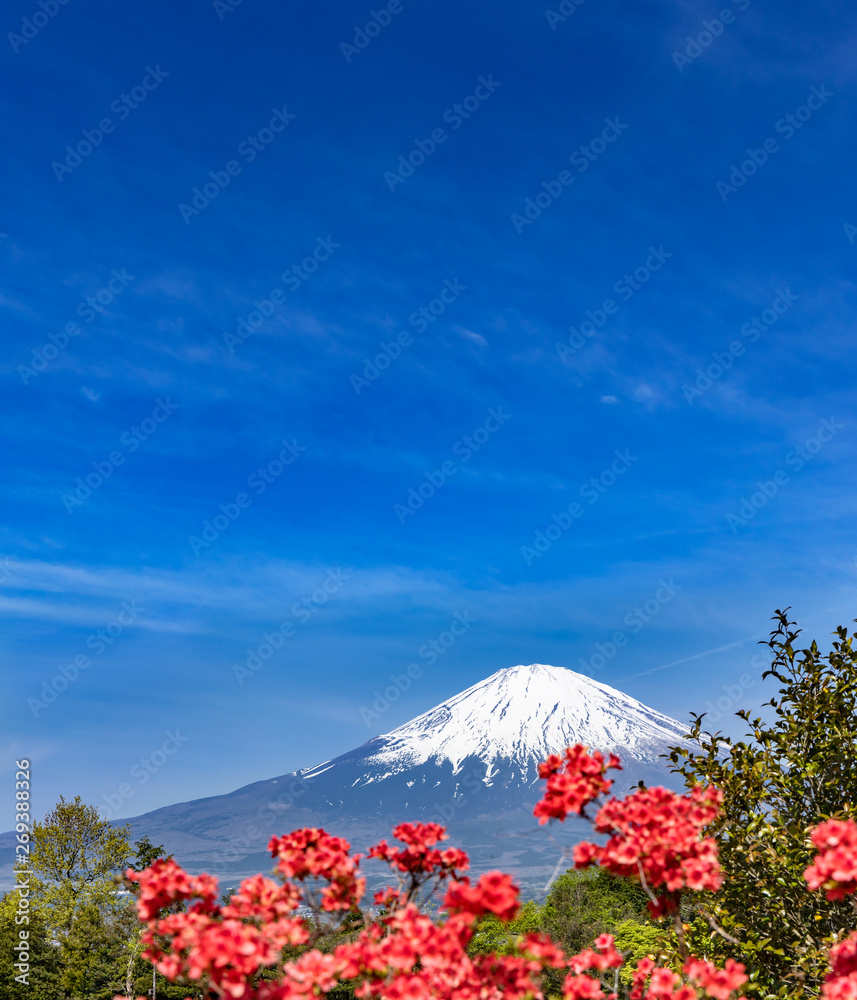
{"left": 116, "top": 664, "right": 690, "bottom": 895}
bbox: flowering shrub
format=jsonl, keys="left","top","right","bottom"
{"left": 804, "top": 818, "right": 857, "bottom": 999}
{"left": 122, "top": 823, "right": 569, "bottom": 1000}
{"left": 806, "top": 820, "right": 857, "bottom": 901}
{"left": 534, "top": 745, "right": 622, "bottom": 823}
{"left": 629, "top": 956, "right": 748, "bottom": 1000}
{"left": 571, "top": 784, "right": 723, "bottom": 918}
{"left": 667, "top": 612, "right": 857, "bottom": 996}
{"left": 534, "top": 746, "right": 746, "bottom": 999}
{"left": 116, "top": 747, "right": 759, "bottom": 1000}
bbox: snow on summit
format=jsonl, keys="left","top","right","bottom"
{"left": 343, "top": 663, "right": 688, "bottom": 778}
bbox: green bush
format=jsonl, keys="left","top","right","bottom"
{"left": 669, "top": 611, "right": 857, "bottom": 997}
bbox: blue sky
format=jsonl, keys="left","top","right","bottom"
{"left": 2, "top": 0, "right": 857, "bottom": 824}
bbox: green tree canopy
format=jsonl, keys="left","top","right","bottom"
{"left": 668, "top": 610, "right": 857, "bottom": 998}
{"left": 0, "top": 891, "right": 61, "bottom": 1000}
{"left": 467, "top": 899, "right": 543, "bottom": 955}
{"left": 540, "top": 866, "right": 650, "bottom": 958}
{"left": 30, "top": 796, "right": 132, "bottom": 930}
{"left": 128, "top": 836, "right": 168, "bottom": 872}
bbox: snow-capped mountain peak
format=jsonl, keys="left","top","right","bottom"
{"left": 60, "top": 662, "right": 689, "bottom": 898}
{"left": 305, "top": 664, "right": 687, "bottom": 784}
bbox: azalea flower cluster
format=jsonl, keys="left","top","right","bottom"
{"left": 629, "top": 957, "right": 748, "bottom": 1000}
{"left": 534, "top": 745, "right": 622, "bottom": 823}
{"left": 127, "top": 858, "right": 309, "bottom": 995}
{"left": 533, "top": 744, "right": 745, "bottom": 998}
{"left": 368, "top": 821, "right": 469, "bottom": 887}
{"left": 805, "top": 818, "right": 857, "bottom": 999}
{"left": 269, "top": 827, "right": 365, "bottom": 912}
{"left": 817, "top": 935, "right": 857, "bottom": 1000}
{"left": 123, "top": 822, "right": 571, "bottom": 1000}
{"left": 117, "top": 747, "right": 752, "bottom": 1000}
{"left": 563, "top": 932, "right": 624, "bottom": 999}
{"left": 573, "top": 785, "right": 723, "bottom": 917}
{"left": 805, "top": 820, "right": 857, "bottom": 901}
{"left": 533, "top": 744, "right": 722, "bottom": 918}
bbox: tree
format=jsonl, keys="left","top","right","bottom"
{"left": 0, "top": 891, "right": 61, "bottom": 1000}
{"left": 23, "top": 797, "right": 133, "bottom": 999}
{"left": 467, "top": 899, "right": 543, "bottom": 955}
{"left": 537, "top": 867, "right": 654, "bottom": 993}
{"left": 668, "top": 610, "right": 857, "bottom": 997}
{"left": 30, "top": 795, "right": 132, "bottom": 932}
{"left": 613, "top": 920, "right": 665, "bottom": 989}
{"left": 540, "top": 866, "right": 651, "bottom": 958}
{"left": 128, "top": 836, "right": 169, "bottom": 872}
{"left": 60, "top": 897, "right": 137, "bottom": 1000}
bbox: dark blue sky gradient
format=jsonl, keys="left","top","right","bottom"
{"left": 2, "top": 0, "right": 856, "bottom": 822}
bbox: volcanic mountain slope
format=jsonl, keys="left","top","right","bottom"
{"left": 112, "top": 664, "right": 689, "bottom": 894}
